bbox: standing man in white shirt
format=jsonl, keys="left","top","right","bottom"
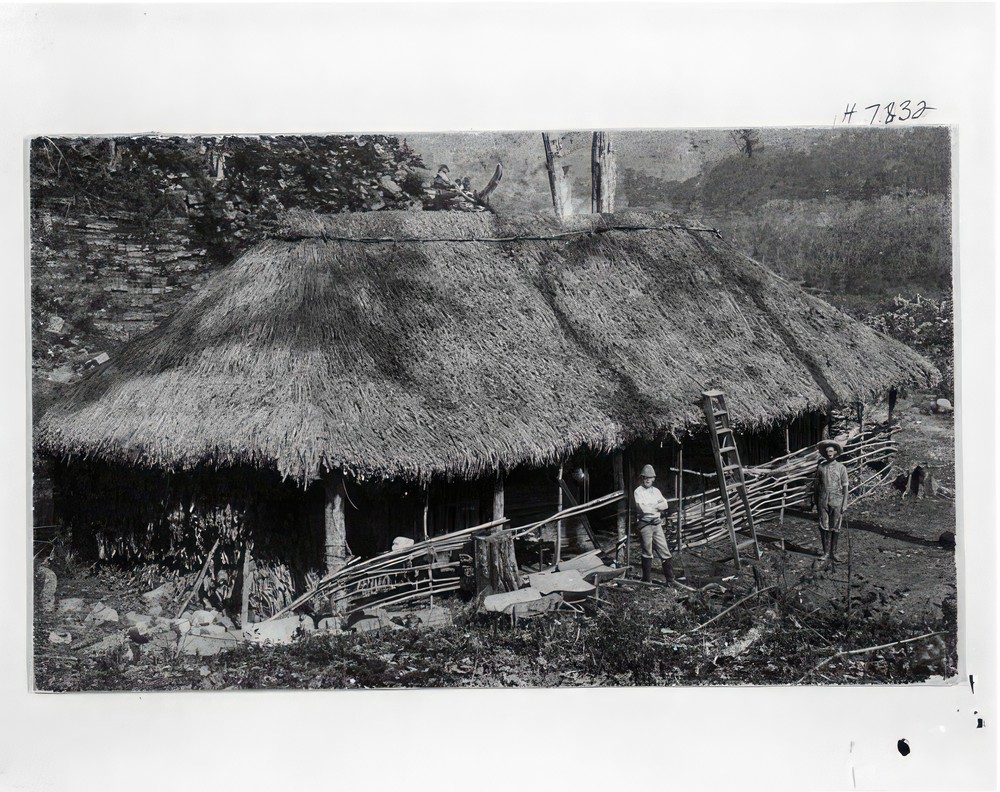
{"left": 633, "top": 464, "right": 675, "bottom": 585}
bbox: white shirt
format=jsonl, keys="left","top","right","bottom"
{"left": 634, "top": 484, "right": 669, "bottom": 519}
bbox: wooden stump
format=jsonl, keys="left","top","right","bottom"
{"left": 474, "top": 531, "right": 519, "bottom": 596}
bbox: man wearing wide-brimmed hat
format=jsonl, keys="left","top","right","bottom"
{"left": 633, "top": 464, "right": 674, "bottom": 585}
{"left": 815, "top": 439, "right": 849, "bottom": 563}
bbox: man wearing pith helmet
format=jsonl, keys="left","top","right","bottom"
{"left": 815, "top": 439, "right": 849, "bottom": 563}
{"left": 633, "top": 464, "right": 675, "bottom": 585}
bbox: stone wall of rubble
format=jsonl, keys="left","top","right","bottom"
{"left": 31, "top": 209, "right": 219, "bottom": 382}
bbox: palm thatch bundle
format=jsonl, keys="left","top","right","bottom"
{"left": 37, "top": 210, "right": 937, "bottom": 484}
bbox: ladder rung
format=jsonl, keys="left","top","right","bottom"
{"left": 712, "top": 410, "right": 729, "bottom": 417}
{"left": 735, "top": 539, "right": 757, "bottom": 550}
{"left": 715, "top": 427, "right": 733, "bottom": 434}
{"left": 722, "top": 463, "right": 742, "bottom": 472}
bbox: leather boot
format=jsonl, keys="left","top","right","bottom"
{"left": 818, "top": 530, "right": 830, "bottom": 560}
{"left": 830, "top": 532, "right": 846, "bottom": 563}
{"left": 661, "top": 559, "right": 675, "bottom": 587}
{"left": 641, "top": 557, "right": 653, "bottom": 583}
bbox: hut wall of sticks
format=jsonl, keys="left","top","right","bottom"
{"left": 35, "top": 210, "right": 939, "bottom": 621}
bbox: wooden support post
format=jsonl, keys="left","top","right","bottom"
{"left": 779, "top": 424, "right": 790, "bottom": 525}
{"left": 888, "top": 387, "right": 897, "bottom": 438}
{"left": 240, "top": 541, "right": 253, "bottom": 628}
{"left": 613, "top": 452, "right": 626, "bottom": 566}
{"left": 555, "top": 461, "right": 564, "bottom": 569}
{"left": 493, "top": 473, "right": 505, "bottom": 522}
{"left": 423, "top": 485, "right": 432, "bottom": 607}
{"left": 625, "top": 458, "right": 633, "bottom": 573}
{"left": 175, "top": 537, "right": 220, "bottom": 619}
{"left": 856, "top": 401, "right": 865, "bottom": 500}
{"left": 676, "top": 441, "right": 685, "bottom": 557}
{"left": 322, "top": 470, "right": 347, "bottom": 576}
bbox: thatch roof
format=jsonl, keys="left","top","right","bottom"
{"left": 37, "top": 210, "right": 938, "bottom": 483}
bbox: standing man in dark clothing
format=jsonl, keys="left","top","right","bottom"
{"left": 815, "top": 439, "right": 849, "bottom": 563}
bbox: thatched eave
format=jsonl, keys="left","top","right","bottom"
{"left": 36, "top": 210, "right": 939, "bottom": 484}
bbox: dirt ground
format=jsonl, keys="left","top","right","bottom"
{"left": 32, "top": 391, "right": 957, "bottom": 691}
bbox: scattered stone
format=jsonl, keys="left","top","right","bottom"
{"left": 83, "top": 633, "right": 127, "bottom": 656}
{"left": 178, "top": 631, "right": 240, "bottom": 657}
{"left": 380, "top": 175, "right": 403, "bottom": 195}
{"left": 58, "top": 597, "right": 86, "bottom": 614}
{"left": 243, "top": 615, "right": 313, "bottom": 644}
{"left": 483, "top": 587, "right": 545, "bottom": 613}
{"left": 48, "top": 630, "right": 72, "bottom": 645}
{"left": 188, "top": 609, "right": 217, "bottom": 627}
{"left": 148, "top": 604, "right": 163, "bottom": 616}
{"left": 171, "top": 618, "right": 191, "bottom": 636}
{"left": 84, "top": 603, "right": 119, "bottom": 625}
{"left": 149, "top": 632, "right": 179, "bottom": 652}
{"left": 35, "top": 566, "right": 57, "bottom": 612}
{"left": 931, "top": 398, "right": 954, "bottom": 414}
{"left": 215, "top": 614, "right": 235, "bottom": 629}
{"left": 191, "top": 624, "right": 228, "bottom": 636}
{"left": 199, "top": 665, "right": 211, "bottom": 677}
{"left": 125, "top": 612, "right": 153, "bottom": 627}
{"left": 141, "top": 584, "right": 172, "bottom": 604}
{"left": 938, "top": 530, "right": 956, "bottom": 549}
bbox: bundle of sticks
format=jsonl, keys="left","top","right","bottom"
{"left": 670, "top": 427, "right": 897, "bottom": 549}
{"left": 264, "top": 492, "right": 626, "bottom": 622}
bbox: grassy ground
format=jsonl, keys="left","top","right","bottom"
{"left": 33, "top": 394, "right": 956, "bottom": 691}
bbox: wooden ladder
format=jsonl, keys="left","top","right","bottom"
{"left": 701, "top": 390, "right": 761, "bottom": 572}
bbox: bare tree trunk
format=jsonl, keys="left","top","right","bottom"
{"left": 542, "top": 133, "right": 571, "bottom": 218}
{"left": 591, "top": 132, "right": 616, "bottom": 213}
{"left": 322, "top": 471, "right": 347, "bottom": 575}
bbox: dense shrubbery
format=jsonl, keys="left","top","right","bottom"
{"left": 716, "top": 195, "right": 952, "bottom": 298}
{"left": 864, "top": 292, "right": 954, "bottom": 397}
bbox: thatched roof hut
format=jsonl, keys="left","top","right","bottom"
{"left": 37, "top": 210, "right": 938, "bottom": 485}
